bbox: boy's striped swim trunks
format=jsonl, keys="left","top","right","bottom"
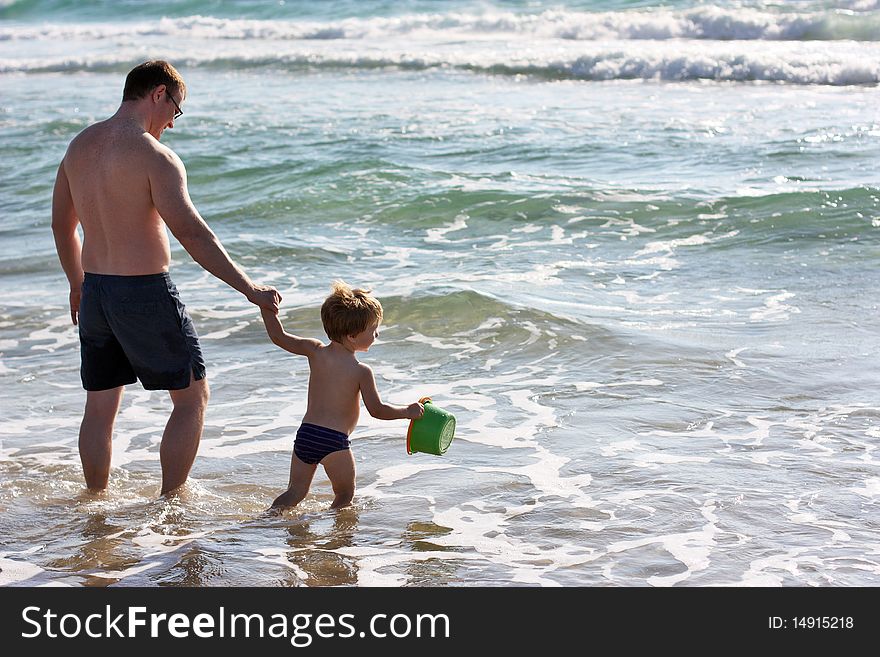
{"left": 293, "top": 422, "right": 351, "bottom": 464}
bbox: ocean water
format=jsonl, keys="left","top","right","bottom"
{"left": 1, "top": 0, "right": 879, "bottom": 587}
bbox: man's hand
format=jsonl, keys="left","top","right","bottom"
{"left": 69, "top": 283, "right": 81, "bottom": 325}
{"left": 247, "top": 285, "right": 282, "bottom": 313}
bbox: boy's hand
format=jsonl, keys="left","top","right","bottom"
{"left": 406, "top": 402, "right": 425, "bottom": 420}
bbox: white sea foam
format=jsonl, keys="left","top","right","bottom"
{"left": 635, "top": 229, "right": 740, "bottom": 258}
{"left": 748, "top": 290, "right": 800, "bottom": 322}
{"left": 575, "top": 378, "right": 664, "bottom": 392}
{"left": 199, "top": 320, "right": 251, "bottom": 340}
{"left": 2, "top": 33, "right": 878, "bottom": 85}
{"left": 850, "top": 477, "right": 880, "bottom": 498}
{"left": 252, "top": 548, "right": 310, "bottom": 582}
{"left": 1, "top": 8, "right": 877, "bottom": 43}
{"left": 734, "top": 546, "right": 857, "bottom": 586}
{"left": 366, "top": 462, "right": 457, "bottom": 490}
{"left": 26, "top": 314, "right": 78, "bottom": 352}
{"left": 643, "top": 415, "right": 774, "bottom": 447}
{"left": 787, "top": 508, "right": 853, "bottom": 543}
{"left": 725, "top": 347, "right": 749, "bottom": 367}
{"left": 475, "top": 447, "right": 594, "bottom": 506}
{"left": 103, "top": 543, "right": 202, "bottom": 585}
{"left": 424, "top": 213, "right": 468, "bottom": 243}
{"left": 422, "top": 502, "right": 596, "bottom": 586}
{"left": 0, "top": 544, "right": 82, "bottom": 586}
{"left": 606, "top": 498, "right": 720, "bottom": 586}
{"left": 404, "top": 332, "right": 484, "bottom": 356}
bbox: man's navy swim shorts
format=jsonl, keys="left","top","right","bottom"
{"left": 78, "top": 272, "right": 206, "bottom": 391}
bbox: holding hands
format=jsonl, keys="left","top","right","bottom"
{"left": 248, "top": 284, "right": 282, "bottom": 313}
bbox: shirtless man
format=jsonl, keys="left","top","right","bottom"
{"left": 51, "top": 60, "right": 280, "bottom": 495}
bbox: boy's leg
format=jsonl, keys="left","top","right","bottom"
{"left": 321, "top": 449, "right": 356, "bottom": 509}
{"left": 79, "top": 386, "right": 125, "bottom": 491}
{"left": 272, "top": 452, "right": 317, "bottom": 509}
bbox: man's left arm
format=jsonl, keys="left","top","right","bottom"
{"left": 51, "top": 160, "right": 84, "bottom": 325}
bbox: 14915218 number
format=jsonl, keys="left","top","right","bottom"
{"left": 792, "top": 617, "right": 854, "bottom": 629}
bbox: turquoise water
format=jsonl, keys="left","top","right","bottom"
{"left": 1, "top": 0, "right": 879, "bottom": 586}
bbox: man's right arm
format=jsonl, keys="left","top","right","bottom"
{"left": 148, "top": 147, "right": 280, "bottom": 311}
{"left": 51, "top": 160, "right": 84, "bottom": 325}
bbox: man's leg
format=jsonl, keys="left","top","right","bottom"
{"left": 79, "top": 387, "right": 124, "bottom": 491}
{"left": 160, "top": 374, "right": 209, "bottom": 495}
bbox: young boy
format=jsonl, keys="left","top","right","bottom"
{"left": 260, "top": 281, "right": 424, "bottom": 510}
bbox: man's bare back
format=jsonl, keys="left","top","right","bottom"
{"left": 63, "top": 118, "right": 176, "bottom": 275}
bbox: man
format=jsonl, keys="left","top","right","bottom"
{"left": 51, "top": 60, "right": 281, "bottom": 495}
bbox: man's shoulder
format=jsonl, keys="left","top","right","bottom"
{"left": 136, "top": 130, "right": 178, "bottom": 159}
{"left": 68, "top": 121, "right": 176, "bottom": 163}
{"left": 133, "top": 136, "right": 183, "bottom": 177}
{"left": 66, "top": 121, "right": 104, "bottom": 153}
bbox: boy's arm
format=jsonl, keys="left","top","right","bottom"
{"left": 358, "top": 364, "right": 424, "bottom": 421}
{"left": 260, "top": 307, "right": 321, "bottom": 357}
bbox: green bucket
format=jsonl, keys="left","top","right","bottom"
{"left": 407, "top": 397, "right": 456, "bottom": 456}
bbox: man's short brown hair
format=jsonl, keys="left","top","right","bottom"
{"left": 122, "top": 60, "right": 186, "bottom": 102}
{"left": 321, "top": 281, "right": 383, "bottom": 343}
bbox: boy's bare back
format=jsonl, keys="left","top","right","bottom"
{"left": 301, "top": 341, "right": 372, "bottom": 436}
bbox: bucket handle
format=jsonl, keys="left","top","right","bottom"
{"left": 407, "top": 397, "right": 433, "bottom": 455}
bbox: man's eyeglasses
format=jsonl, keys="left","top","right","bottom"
{"left": 167, "top": 92, "right": 183, "bottom": 120}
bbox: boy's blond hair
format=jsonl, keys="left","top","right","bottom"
{"left": 321, "top": 280, "right": 383, "bottom": 343}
